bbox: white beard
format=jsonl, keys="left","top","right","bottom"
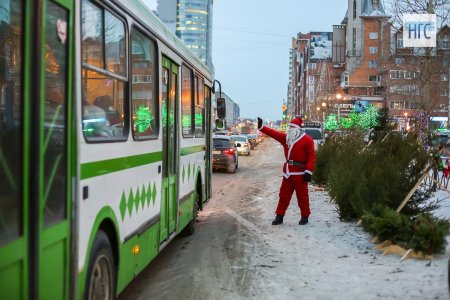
{"left": 287, "top": 127, "right": 303, "bottom": 147}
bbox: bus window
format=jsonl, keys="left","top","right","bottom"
{"left": 0, "top": 0, "right": 23, "bottom": 246}
{"left": 181, "top": 65, "right": 193, "bottom": 137}
{"left": 43, "top": 1, "right": 69, "bottom": 227}
{"left": 81, "top": 0, "right": 127, "bottom": 141}
{"left": 194, "top": 76, "right": 205, "bottom": 137}
{"left": 131, "top": 29, "right": 158, "bottom": 139}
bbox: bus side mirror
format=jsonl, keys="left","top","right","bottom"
{"left": 217, "top": 97, "right": 226, "bottom": 119}
{"left": 215, "top": 119, "right": 225, "bottom": 130}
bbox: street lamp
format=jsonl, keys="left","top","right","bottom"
{"left": 321, "top": 102, "right": 327, "bottom": 122}
{"left": 404, "top": 112, "right": 409, "bottom": 131}
{"left": 335, "top": 94, "right": 343, "bottom": 120}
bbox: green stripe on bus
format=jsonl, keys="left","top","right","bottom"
{"left": 81, "top": 151, "right": 163, "bottom": 179}
{"left": 180, "top": 145, "right": 205, "bottom": 156}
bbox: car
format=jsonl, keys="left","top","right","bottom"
{"left": 212, "top": 135, "right": 239, "bottom": 173}
{"left": 303, "top": 127, "right": 324, "bottom": 150}
{"left": 248, "top": 133, "right": 262, "bottom": 145}
{"left": 214, "top": 130, "right": 231, "bottom": 136}
{"left": 242, "top": 134, "right": 257, "bottom": 149}
{"left": 231, "top": 135, "right": 251, "bottom": 155}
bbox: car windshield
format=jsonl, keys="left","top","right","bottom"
{"left": 304, "top": 129, "right": 323, "bottom": 140}
{"left": 232, "top": 136, "right": 247, "bottom": 142}
{"left": 213, "top": 139, "right": 232, "bottom": 148}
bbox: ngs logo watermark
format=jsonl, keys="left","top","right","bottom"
{"left": 403, "top": 14, "right": 436, "bottom": 47}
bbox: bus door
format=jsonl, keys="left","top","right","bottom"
{"left": 204, "top": 86, "right": 212, "bottom": 199}
{"left": 0, "top": 1, "right": 74, "bottom": 299}
{"left": 160, "top": 57, "right": 179, "bottom": 242}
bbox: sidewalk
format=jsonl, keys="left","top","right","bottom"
{"left": 234, "top": 152, "right": 450, "bottom": 299}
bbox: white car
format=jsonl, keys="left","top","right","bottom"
{"left": 231, "top": 135, "right": 251, "bottom": 155}
{"left": 303, "top": 128, "right": 324, "bottom": 150}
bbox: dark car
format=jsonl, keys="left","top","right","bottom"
{"left": 242, "top": 134, "right": 256, "bottom": 149}
{"left": 212, "top": 135, "right": 239, "bottom": 173}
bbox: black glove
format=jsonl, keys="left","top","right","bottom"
{"left": 257, "top": 117, "right": 263, "bottom": 128}
{"left": 304, "top": 172, "right": 312, "bottom": 182}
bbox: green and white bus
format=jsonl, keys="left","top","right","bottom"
{"left": 0, "top": 0, "right": 221, "bottom": 298}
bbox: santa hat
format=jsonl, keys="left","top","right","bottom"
{"left": 289, "top": 117, "right": 303, "bottom": 129}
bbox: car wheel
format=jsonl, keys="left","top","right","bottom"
{"left": 228, "top": 162, "right": 236, "bottom": 173}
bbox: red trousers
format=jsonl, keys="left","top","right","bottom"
{"left": 276, "top": 175, "right": 310, "bottom": 217}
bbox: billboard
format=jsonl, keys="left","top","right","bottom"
{"left": 403, "top": 14, "right": 436, "bottom": 48}
{"left": 310, "top": 32, "right": 333, "bottom": 62}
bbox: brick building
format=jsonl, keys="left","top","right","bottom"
{"left": 288, "top": 0, "right": 450, "bottom": 128}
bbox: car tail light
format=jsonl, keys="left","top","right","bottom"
{"left": 223, "top": 148, "right": 234, "bottom": 155}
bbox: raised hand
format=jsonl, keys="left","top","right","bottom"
{"left": 257, "top": 117, "right": 263, "bottom": 128}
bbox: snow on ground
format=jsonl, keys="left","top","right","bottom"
{"left": 230, "top": 155, "right": 450, "bottom": 299}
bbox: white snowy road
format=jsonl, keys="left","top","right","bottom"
{"left": 119, "top": 138, "right": 450, "bottom": 300}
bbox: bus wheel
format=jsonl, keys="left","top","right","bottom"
{"left": 448, "top": 257, "right": 450, "bottom": 292}
{"left": 183, "top": 190, "right": 200, "bottom": 236}
{"left": 85, "top": 231, "right": 116, "bottom": 300}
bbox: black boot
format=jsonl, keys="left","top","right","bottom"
{"left": 299, "top": 217, "right": 308, "bottom": 225}
{"left": 271, "top": 214, "right": 284, "bottom": 225}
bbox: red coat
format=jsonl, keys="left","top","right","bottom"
{"left": 260, "top": 126, "right": 315, "bottom": 178}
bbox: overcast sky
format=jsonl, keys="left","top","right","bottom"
{"left": 142, "top": 0, "right": 347, "bottom": 122}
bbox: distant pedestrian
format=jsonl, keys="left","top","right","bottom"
{"left": 257, "top": 116, "right": 315, "bottom": 225}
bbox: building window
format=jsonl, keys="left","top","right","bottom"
{"left": 368, "top": 60, "right": 378, "bottom": 68}
{"left": 353, "top": 0, "right": 357, "bottom": 19}
{"left": 397, "top": 34, "right": 403, "bottom": 48}
{"left": 369, "top": 32, "right": 378, "bottom": 40}
{"left": 440, "top": 34, "right": 449, "bottom": 49}
{"left": 309, "top": 63, "right": 317, "bottom": 69}
{"left": 369, "top": 47, "right": 378, "bottom": 54}
{"left": 390, "top": 70, "right": 417, "bottom": 79}
{"left": 395, "top": 57, "right": 405, "bottom": 65}
{"left": 352, "top": 28, "right": 357, "bottom": 50}
{"left": 441, "top": 74, "right": 449, "bottom": 81}
{"left": 441, "top": 89, "right": 449, "bottom": 97}
{"left": 389, "top": 84, "right": 420, "bottom": 95}
{"left": 368, "top": 75, "right": 381, "bottom": 82}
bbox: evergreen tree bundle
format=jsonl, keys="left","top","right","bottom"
{"left": 326, "top": 130, "right": 368, "bottom": 220}
{"left": 325, "top": 130, "right": 439, "bottom": 220}
{"left": 361, "top": 205, "right": 412, "bottom": 244}
{"left": 407, "top": 214, "right": 450, "bottom": 255}
{"left": 312, "top": 135, "right": 341, "bottom": 187}
{"left": 367, "top": 133, "right": 436, "bottom": 216}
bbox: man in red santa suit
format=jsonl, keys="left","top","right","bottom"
{"left": 257, "top": 116, "right": 315, "bottom": 225}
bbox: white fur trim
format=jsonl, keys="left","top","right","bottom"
{"left": 305, "top": 170, "right": 312, "bottom": 175}
{"left": 289, "top": 123, "right": 301, "bottom": 129}
{"left": 258, "top": 124, "right": 264, "bottom": 130}
{"left": 283, "top": 171, "right": 305, "bottom": 178}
